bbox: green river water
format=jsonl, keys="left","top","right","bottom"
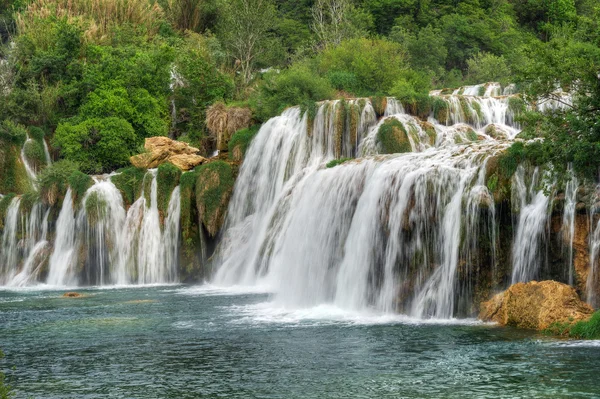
{"left": 1, "top": 285, "right": 599, "bottom": 398}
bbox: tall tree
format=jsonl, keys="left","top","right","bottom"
{"left": 219, "top": 0, "right": 277, "bottom": 84}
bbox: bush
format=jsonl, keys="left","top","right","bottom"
{"left": 53, "top": 117, "right": 138, "bottom": 174}
{"left": 0, "top": 120, "right": 27, "bottom": 145}
{"left": 251, "top": 63, "right": 334, "bottom": 122}
{"left": 38, "top": 160, "right": 79, "bottom": 206}
{"left": 390, "top": 70, "right": 433, "bottom": 119}
{"left": 317, "top": 38, "right": 407, "bottom": 96}
{"left": 111, "top": 167, "right": 146, "bottom": 207}
{"left": 78, "top": 87, "right": 168, "bottom": 139}
{"left": 228, "top": 125, "right": 260, "bottom": 161}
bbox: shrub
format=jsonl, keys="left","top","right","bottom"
{"left": 23, "top": 139, "right": 46, "bottom": 172}
{"left": 78, "top": 87, "right": 168, "bottom": 139}
{"left": 0, "top": 120, "right": 27, "bottom": 145}
{"left": 53, "top": 117, "right": 138, "bottom": 174}
{"left": 228, "top": 125, "right": 260, "bottom": 161}
{"left": 317, "top": 38, "right": 407, "bottom": 96}
{"left": 251, "top": 63, "right": 334, "bottom": 122}
{"left": 38, "top": 160, "right": 79, "bottom": 206}
{"left": 111, "top": 166, "right": 146, "bottom": 207}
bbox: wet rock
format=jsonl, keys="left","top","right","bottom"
{"left": 479, "top": 280, "right": 593, "bottom": 330}
{"left": 130, "top": 137, "right": 207, "bottom": 171}
{"left": 63, "top": 292, "right": 83, "bottom": 298}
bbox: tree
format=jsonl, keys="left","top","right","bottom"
{"left": 311, "top": 0, "right": 370, "bottom": 49}
{"left": 219, "top": 0, "right": 277, "bottom": 84}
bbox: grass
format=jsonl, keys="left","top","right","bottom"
{"left": 377, "top": 119, "right": 411, "bottom": 154}
{"left": 545, "top": 311, "right": 600, "bottom": 339}
{"left": 326, "top": 158, "right": 352, "bottom": 168}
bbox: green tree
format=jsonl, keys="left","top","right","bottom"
{"left": 219, "top": 0, "right": 277, "bottom": 84}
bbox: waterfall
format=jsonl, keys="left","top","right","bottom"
{"left": 561, "top": 165, "right": 578, "bottom": 285}
{"left": 20, "top": 136, "right": 38, "bottom": 186}
{"left": 47, "top": 189, "right": 78, "bottom": 286}
{"left": 10, "top": 208, "right": 49, "bottom": 287}
{"left": 80, "top": 176, "right": 128, "bottom": 285}
{"left": 0, "top": 197, "right": 21, "bottom": 284}
{"left": 164, "top": 186, "right": 181, "bottom": 282}
{"left": 510, "top": 166, "right": 550, "bottom": 284}
{"left": 214, "top": 95, "right": 511, "bottom": 317}
{"left": 588, "top": 213, "right": 600, "bottom": 306}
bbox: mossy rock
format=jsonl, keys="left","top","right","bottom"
{"left": 85, "top": 191, "right": 108, "bottom": 226}
{"left": 68, "top": 171, "right": 93, "bottom": 205}
{"left": 111, "top": 167, "right": 146, "bottom": 207}
{"left": 419, "top": 121, "right": 437, "bottom": 146}
{"left": 157, "top": 162, "right": 182, "bottom": 214}
{"left": 195, "top": 161, "right": 235, "bottom": 237}
{"left": 23, "top": 139, "right": 46, "bottom": 172}
{"left": 0, "top": 141, "right": 31, "bottom": 195}
{"left": 432, "top": 98, "right": 449, "bottom": 124}
{"left": 377, "top": 119, "right": 411, "bottom": 154}
{"left": 228, "top": 125, "right": 260, "bottom": 162}
{"left": 334, "top": 100, "right": 347, "bottom": 158}
{"left": 371, "top": 96, "right": 388, "bottom": 118}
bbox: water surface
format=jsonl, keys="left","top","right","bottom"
{"left": 1, "top": 285, "right": 599, "bottom": 398}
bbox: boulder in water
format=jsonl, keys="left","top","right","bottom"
{"left": 479, "top": 280, "right": 593, "bottom": 330}
{"left": 130, "top": 137, "right": 207, "bottom": 171}
{"left": 63, "top": 292, "right": 84, "bottom": 298}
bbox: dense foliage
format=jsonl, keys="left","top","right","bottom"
{"left": 0, "top": 0, "right": 595, "bottom": 178}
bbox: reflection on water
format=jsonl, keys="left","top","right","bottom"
{"left": 1, "top": 285, "right": 600, "bottom": 399}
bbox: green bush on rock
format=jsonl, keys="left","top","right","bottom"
{"left": 38, "top": 160, "right": 80, "bottom": 206}
{"left": 326, "top": 158, "right": 352, "bottom": 168}
{"left": 377, "top": 119, "right": 411, "bottom": 154}
{"left": 53, "top": 117, "right": 138, "bottom": 174}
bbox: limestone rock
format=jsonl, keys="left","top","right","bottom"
{"left": 63, "top": 292, "right": 83, "bottom": 298}
{"left": 129, "top": 137, "right": 206, "bottom": 171}
{"left": 479, "top": 280, "right": 593, "bottom": 330}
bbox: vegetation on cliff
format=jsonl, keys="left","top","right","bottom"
{"left": 195, "top": 161, "right": 235, "bottom": 237}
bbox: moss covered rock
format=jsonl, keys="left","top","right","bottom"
{"left": 377, "top": 119, "right": 411, "bottom": 154}
{"left": 157, "top": 162, "right": 182, "bottom": 214}
{"left": 195, "top": 161, "right": 235, "bottom": 237}
{"left": 228, "top": 125, "right": 260, "bottom": 162}
{"left": 0, "top": 121, "right": 31, "bottom": 195}
{"left": 111, "top": 167, "right": 146, "bottom": 207}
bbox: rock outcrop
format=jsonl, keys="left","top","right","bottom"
{"left": 479, "top": 280, "right": 593, "bottom": 330}
{"left": 130, "top": 137, "right": 206, "bottom": 171}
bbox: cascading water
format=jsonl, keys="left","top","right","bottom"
{"left": 0, "top": 197, "right": 22, "bottom": 283}
{"left": 561, "top": 165, "right": 578, "bottom": 285}
{"left": 214, "top": 91, "right": 514, "bottom": 318}
{"left": 0, "top": 170, "right": 182, "bottom": 287}
{"left": 510, "top": 166, "right": 550, "bottom": 284}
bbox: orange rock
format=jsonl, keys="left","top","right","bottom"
{"left": 479, "top": 280, "right": 593, "bottom": 330}
{"left": 129, "top": 137, "right": 206, "bottom": 171}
